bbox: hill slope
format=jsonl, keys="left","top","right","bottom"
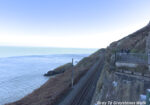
{"left": 6, "top": 22, "right": 150, "bottom": 105}
{"left": 91, "top": 22, "right": 150, "bottom": 105}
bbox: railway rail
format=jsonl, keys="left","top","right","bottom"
{"left": 70, "top": 58, "right": 104, "bottom": 105}
{"left": 59, "top": 57, "right": 104, "bottom": 105}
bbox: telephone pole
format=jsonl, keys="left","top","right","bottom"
{"left": 71, "top": 58, "right": 74, "bottom": 88}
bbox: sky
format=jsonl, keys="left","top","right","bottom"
{"left": 0, "top": 0, "right": 150, "bottom": 48}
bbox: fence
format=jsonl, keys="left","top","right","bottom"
{"left": 115, "top": 53, "right": 147, "bottom": 64}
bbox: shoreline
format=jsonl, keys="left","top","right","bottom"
{"left": 0, "top": 54, "right": 87, "bottom": 105}
{"left": 6, "top": 49, "right": 105, "bottom": 105}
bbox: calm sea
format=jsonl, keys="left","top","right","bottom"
{"left": 0, "top": 46, "right": 97, "bottom": 58}
{"left": 0, "top": 46, "right": 97, "bottom": 105}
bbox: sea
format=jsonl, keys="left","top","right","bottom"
{"left": 0, "top": 46, "right": 97, "bottom": 105}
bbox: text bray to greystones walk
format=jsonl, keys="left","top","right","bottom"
{"left": 95, "top": 101, "right": 146, "bottom": 105}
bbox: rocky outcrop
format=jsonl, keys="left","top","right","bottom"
{"left": 44, "top": 63, "right": 73, "bottom": 76}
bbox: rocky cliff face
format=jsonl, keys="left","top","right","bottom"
{"left": 91, "top": 23, "right": 150, "bottom": 105}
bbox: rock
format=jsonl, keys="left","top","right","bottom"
{"left": 44, "top": 63, "right": 73, "bottom": 76}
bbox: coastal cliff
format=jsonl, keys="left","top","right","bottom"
{"left": 6, "top": 48, "right": 105, "bottom": 105}
{"left": 6, "top": 22, "right": 150, "bottom": 105}
{"left": 91, "top": 22, "right": 150, "bottom": 104}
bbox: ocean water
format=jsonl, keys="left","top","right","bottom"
{"left": 0, "top": 46, "right": 97, "bottom": 105}
{"left": 0, "top": 46, "right": 97, "bottom": 58}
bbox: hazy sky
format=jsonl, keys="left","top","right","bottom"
{"left": 0, "top": 0, "right": 150, "bottom": 48}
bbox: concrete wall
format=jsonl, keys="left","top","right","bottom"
{"left": 115, "top": 62, "right": 138, "bottom": 68}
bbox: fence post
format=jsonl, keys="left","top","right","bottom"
{"left": 146, "top": 89, "right": 150, "bottom": 105}
{"left": 71, "top": 58, "right": 74, "bottom": 88}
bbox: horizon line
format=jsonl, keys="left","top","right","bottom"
{"left": 0, "top": 45, "right": 99, "bottom": 49}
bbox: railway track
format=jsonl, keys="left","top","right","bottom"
{"left": 59, "top": 57, "right": 104, "bottom": 105}
{"left": 70, "top": 59, "right": 103, "bottom": 105}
